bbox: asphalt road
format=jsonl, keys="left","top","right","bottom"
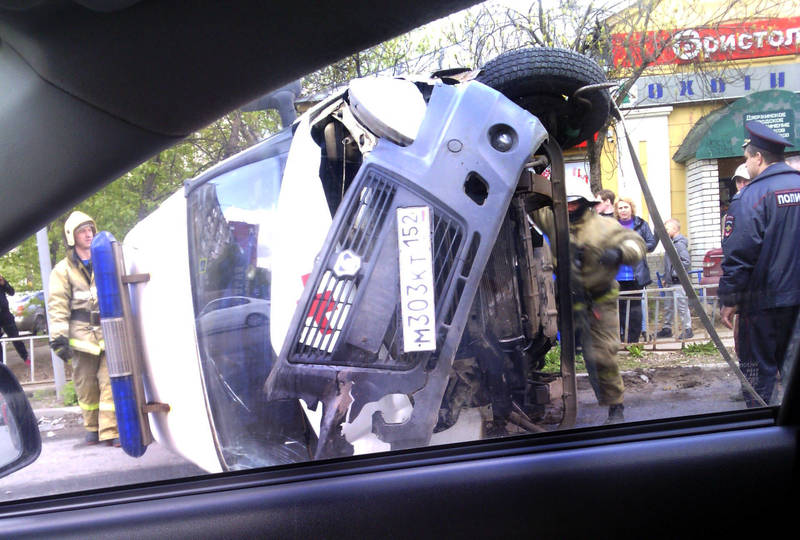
{"left": 0, "top": 360, "right": 749, "bottom": 504}
{"left": 0, "top": 414, "right": 206, "bottom": 501}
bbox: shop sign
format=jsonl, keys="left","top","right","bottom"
{"left": 743, "top": 110, "right": 794, "bottom": 141}
{"left": 612, "top": 16, "right": 800, "bottom": 68}
{"left": 565, "top": 162, "right": 590, "bottom": 186}
{"left": 628, "top": 62, "right": 800, "bottom": 107}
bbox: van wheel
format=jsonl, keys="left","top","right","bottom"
{"left": 476, "top": 47, "right": 612, "bottom": 149}
{"left": 33, "top": 315, "right": 47, "bottom": 335}
{"left": 246, "top": 313, "right": 266, "bottom": 327}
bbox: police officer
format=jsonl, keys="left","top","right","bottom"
{"left": 48, "top": 211, "right": 119, "bottom": 445}
{"left": 720, "top": 121, "right": 800, "bottom": 407}
{"left": 533, "top": 177, "right": 646, "bottom": 424}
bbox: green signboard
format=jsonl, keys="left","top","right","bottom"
{"left": 743, "top": 110, "right": 794, "bottom": 142}
{"left": 674, "top": 90, "right": 800, "bottom": 163}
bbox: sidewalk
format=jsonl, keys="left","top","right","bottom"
{"left": 4, "top": 336, "right": 72, "bottom": 388}
{"left": 634, "top": 328, "right": 735, "bottom": 351}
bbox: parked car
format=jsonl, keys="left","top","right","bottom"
{"left": 11, "top": 291, "right": 47, "bottom": 335}
{"left": 197, "top": 296, "right": 269, "bottom": 334}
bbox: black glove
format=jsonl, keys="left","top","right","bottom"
{"left": 50, "top": 336, "right": 73, "bottom": 362}
{"left": 598, "top": 247, "right": 623, "bottom": 267}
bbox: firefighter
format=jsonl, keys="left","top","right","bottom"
{"left": 533, "top": 177, "right": 646, "bottom": 424}
{"left": 48, "top": 211, "right": 119, "bottom": 446}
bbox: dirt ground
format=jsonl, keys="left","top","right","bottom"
{"left": 13, "top": 342, "right": 730, "bottom": 403}
{"left": 13, "top": 334, "right": 743, "bottom": 440}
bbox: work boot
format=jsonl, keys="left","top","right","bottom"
{"left": 656, "top": 327, "right": 672, "bottom": 338}
{"left": 604, "top": 404, "right": 625, "bottom": 425}
{"left": 678, "top": 329, "right": 694, "bottom": 340}
{"left": 84, "top": 431, "right": 99, "bottom": 445}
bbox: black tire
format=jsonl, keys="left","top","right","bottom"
{"left": 246, "top": 313, "right": 266, "bottom": 327}
{"left": 33, "top": 315, "right": 47, "bottom": 336}
{"left": 476, "top": 47, "right": 611, "bottom": 149}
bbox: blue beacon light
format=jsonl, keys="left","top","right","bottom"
{"left": 91, "top": 231, "right": 149, "bottom": 457}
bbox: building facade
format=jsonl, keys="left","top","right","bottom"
{"left": 574, "top": 10, "right": 800, "bottom": 268}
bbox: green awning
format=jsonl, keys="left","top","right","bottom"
{"left": 673, "top": 90, "right": 800, "bottom": 164}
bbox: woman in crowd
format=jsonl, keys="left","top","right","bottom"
{"left": 614, "top": 197, "right": 658, "bottom": 343}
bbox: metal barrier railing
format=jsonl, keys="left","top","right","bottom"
{"left": 1, "top": 334, "right": 51, "bottom": 383}
{"left": 617, "top": 283, "right": 724, "bottom": 346}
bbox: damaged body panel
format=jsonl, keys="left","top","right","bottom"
{"left": 265, "top": 81, "right": 548, "bottom": 457}
{"left": 104, "top": 47, "right": 612, "bottom": 472}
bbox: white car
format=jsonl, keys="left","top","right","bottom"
{"left": 197, "top": 296, "right": 269, "bottom": 334}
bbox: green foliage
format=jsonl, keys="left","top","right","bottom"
{"left": 543, "top": 344, "right": 561, "bottom": 373}
{"left": 303, "top": 33, "right": 439, "bottom": 96}
{"left": 62, "top": 381, "right": 78, "bottom": 407}
{"left": 0, "top": 109, "right": 280, "bottom": 289}
{"left": 626, "top": 344, "right": 645, "bottom": 358}
{"left": 32, "top": 389, "right": 51, "bottom": 401}
{"left": 542, "top": 343, "right": 585, "bottom": 373}
{"left": 683, "top": 341, "right": 718, "bottom": 356}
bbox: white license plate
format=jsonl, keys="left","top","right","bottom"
{"left": 396, "top": 206, "right": 437, "bottom": 352}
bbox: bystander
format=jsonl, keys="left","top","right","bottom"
{"left": 594, "top": 189, "right": 615, "bottom": 218}
{"left": 0, "top": 273, "right": 29, "bottom": 365}
{"left": 656, "top": 219, "right": 692, "bottom": 339}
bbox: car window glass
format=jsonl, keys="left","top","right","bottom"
{"left": 188, "top": 157, "right": 284, "bottom": 469}
{"left": 3, "top": 0, "right": 796, "bottom": 502}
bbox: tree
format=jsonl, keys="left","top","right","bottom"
{"left": 0, "top": 108, "right": 280, "bottom": 291}
{"left": 438, "top": 0, "right": 792, "bottom": 192}
{"left": 302, "top": 33, "right": 439, "bottom": 95}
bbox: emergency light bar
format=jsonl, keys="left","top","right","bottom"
{"left": 92, "top": 231, "right": 153, "bottom": 457}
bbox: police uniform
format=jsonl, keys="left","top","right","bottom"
{"left": 719, "top": 121, "right": 800, "bottom": 406}
{"left": 534, "top": 205, "right": 646, "bottom": 409}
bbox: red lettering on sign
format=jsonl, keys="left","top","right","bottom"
{"left": 612, "top": 16, "right": 800, "bottom": 68}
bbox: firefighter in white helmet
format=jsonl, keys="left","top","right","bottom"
{"left": 532, "top": 177, "right": 646, "bottom": 424}
{"left": 48, "top": 211, "right": 119, "bottom": 446}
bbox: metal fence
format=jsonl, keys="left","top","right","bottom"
{"left": 1, "top": 334, "right": 51, "bottom": 383}
{"left": 617, "top": 283, "right": 723, "bottom": 346}
{"left": 0, "top": 282, "right": 724, "bottom": 381}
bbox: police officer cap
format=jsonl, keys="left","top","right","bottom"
{"left": 742, "top": 120, "right": 794, "bottom": 154}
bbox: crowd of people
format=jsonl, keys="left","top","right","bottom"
{"left": 534, "top": 120, "right": 799, "bottom": 421}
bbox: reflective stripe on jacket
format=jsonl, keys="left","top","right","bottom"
{"left": 48, "top": 249, "right": 104, "bottom": 353}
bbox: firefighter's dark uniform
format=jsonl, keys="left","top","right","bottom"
{"left": 48, "top": 249, "right": 118, "bottom": 441}
{"left": 534, "top": 206, "right": 646, "bottom": 406}
{"left": 719, "top": 161, "right": 800, "bottom": 406}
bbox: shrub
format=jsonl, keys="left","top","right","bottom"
{"left": 63, "top": 381, "right": 78, "bottom": 407}
{"left": 626, "top": 344, "right": 644, "bottom": 358}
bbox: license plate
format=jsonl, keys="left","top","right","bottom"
{"left": 396, "top": 206, "right": 437, "bottom": 352}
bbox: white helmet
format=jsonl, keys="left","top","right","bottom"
{"left": 733, "top": 163, "right": 750, "bottom": 182}
{"left": 565, "top": 173, "right": 598, "bottom": 205}
{"left": 64, "top": 211, "right": 96, "bottom": 247}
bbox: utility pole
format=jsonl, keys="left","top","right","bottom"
{"left": 36, "top": 227, "right": 66, "bottom": 399}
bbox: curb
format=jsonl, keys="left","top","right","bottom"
{"left": 36, "top": 406, "right": 81, "bottom": 416}
{"left": 23, "top": 382, "right": 81, "bottom": 416}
